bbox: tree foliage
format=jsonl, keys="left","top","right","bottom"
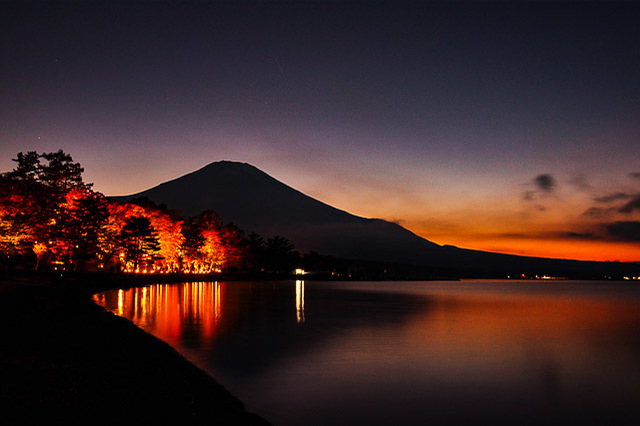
{"left": 1, "top": 149, "right": 295, "bottom": 275}
{"left": 0, "top": 150, "right": 95, "bottom": 266}
{"left": 116, "top": 216, "right": 161, "bottom": 272}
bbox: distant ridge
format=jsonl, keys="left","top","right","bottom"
{"left": 115, "top": 161, "right": 640, "bottom": 277}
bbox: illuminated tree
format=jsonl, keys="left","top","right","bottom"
{"left": 124, "top": 198, "right": 184, "bottom": 271}
{"left": 145, "top": 209, "right": 183, "bottom": 271}
{"left": 180, "top": 211, "right": 226, "bottom": 273}
{"left": 98, "top": 201, "right": 144, "bottom": 270}
{"left": 0, "top": 153, "right": 44, "bottom": 258}
{"left": 197, "top": 211, "right": 225, "bottom": 272}
{"left": 99, "top": 201, "right": 183, "bottom": 272}
{"left": 116, "top": 216, "right": 161, "bottom": 272}
{"left": 32, "top": 242, "right": 47, "bottom": 270}
{"left": 220, "top": 223, "right": 249, "bottom": 271}
{"left": 0, "top": 196, "right": 35, "bottom": 258}
{"left": 181, "top": 218, "right": 204, "bottom": 262}
{"left": 1, "top": 150, "right": 254, "bottom": 274}
{"left": 0, "top": 150, "right": 91, "bottom": 268}
{"left": 49, "top": 189, "right": 110, "bottom": 271}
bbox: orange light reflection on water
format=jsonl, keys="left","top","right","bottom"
{"left": 395, "top": 291, "right": 640, "bottom": 387}
{"left": 296, "top": 280, "right": 305, "bottom": 323}
{"left": 95, "top": 282, "right": 223, "bottom": 343}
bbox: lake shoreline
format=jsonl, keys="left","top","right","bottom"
{"left": 0, "top": 272, "right": 271, "bottom": 424}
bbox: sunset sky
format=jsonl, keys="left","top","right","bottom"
{"left": 2, "top": 1, "right": 640, "bottom": 262}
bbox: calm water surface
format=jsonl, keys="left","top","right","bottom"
{"left": 95, "top": 280, "right": 640, "bottom": 425}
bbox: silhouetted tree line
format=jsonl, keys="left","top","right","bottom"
{"left": 0, "top": 150, "right": 303, "bottom": 276}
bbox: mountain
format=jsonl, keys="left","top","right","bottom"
{"left": 115, "top": 161, "right": 639, "bottom": 277}
{"left": 114, "top": 161, "right": 440, "bottom": 262}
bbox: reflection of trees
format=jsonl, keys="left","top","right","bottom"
{"left": 95, "top": 281, "right": 435, "bottom": 387}
{"left": 200, "top": 282, "right": 430, "bottom": 376}
{"left": 95, "top": 282, "right": 225, "bottom": 347}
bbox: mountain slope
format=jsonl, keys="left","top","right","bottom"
{"left": 115, "top": 161, "right": 639, "bottom": 276}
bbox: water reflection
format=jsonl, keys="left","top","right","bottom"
{"left": 296, "top": 280, "right": 305, "bottom": 323}
{"left": 94, "top": 282, "right": 225, "bottom": 344}
{"left": 95, "top": 281, "right": 640, "bottom": 426}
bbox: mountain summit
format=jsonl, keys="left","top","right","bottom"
{"left": 116, "top": 161, "right": 639, "bottom": 276}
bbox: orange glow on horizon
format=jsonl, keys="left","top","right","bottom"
{"left": 408, "top": 216, "right": 640, "bottom": 263}
{"left": 430, "top": 236, "right": 640, "bottom": 263}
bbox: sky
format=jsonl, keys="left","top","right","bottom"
{"left": 2, "top": 1, "right": 640, "bottom": 262}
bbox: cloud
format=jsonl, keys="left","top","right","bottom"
{"left": 495, "top": 220, "right": 640, "bottom": 244}
{"left": 496, "top": 230, "right": 601, "bottom": 241}
{"left": 553, "top": 221, "right": 640, "bottom": 243}
{"left": 619, "top": 195, "right": 640, "bottom": 214}
{"left": 563, "top": 231, "right": 600, "bottom": 240}
{"left": 629, "top": 172, "right": 640, "bottom": 180}
{"left": 522, "top": 174, "right": 556, "bottom": 201}
{"left": 605, "top": 221, "right": 640, "bottom": 242}
{"left": 582, "top": 206, "right": 617, "bottom": 218}
{"left": 386, "top": 217, "right": 406, "bottom": 226}
{"left": 533, "top": 174, "right": 555, "bottom": 192}
{"left": 569, "top": 175, "right": 593, "bottom": 191}
{"left": 593, "top": 192, "right": 634, "bottom": 203}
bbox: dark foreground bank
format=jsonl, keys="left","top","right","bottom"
{"left": 0, "top": 273, "right": 270, "bottom": 425}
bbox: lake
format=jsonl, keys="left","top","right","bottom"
{"left": 94, "top": 280, "right": 640, "bottom": 425}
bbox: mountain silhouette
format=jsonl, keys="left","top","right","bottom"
{"left": 115, "top": 161, "right": 639, "bottom": 277}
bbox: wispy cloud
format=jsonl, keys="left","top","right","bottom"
{"left": 497, "top": 222, "right": 640, "bottom": 244}
{"left": 582, "top": 206, "right": 617, "bottom": 218}
{"left": 593, "top": 192, "right": 634, "bottom": 203}
{"left": 629, "top": 172, "right": 640, "bottom": 180}
{"left": 569, "top": 174, "right": 593, "bottom": 191}
{"left": 555, "top": 221, "right": 640, "bottom": 243}
{"left": 563, "top": 231, "right": 600, "bottom": 240}
{"left": 619, "top": 195, "right": 640, "bottom": 214}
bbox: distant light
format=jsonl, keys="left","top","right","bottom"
{"left": 295, "top": 268, "right": 306, "bottom": 275}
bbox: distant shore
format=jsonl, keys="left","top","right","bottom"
{"left": 0, "top": 272, "right": 270, "bottom": 425}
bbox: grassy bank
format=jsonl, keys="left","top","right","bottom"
{"left": 0, "top": 272, "right": 270, "bottom": 425}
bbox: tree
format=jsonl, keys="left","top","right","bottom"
{"left": 116, "top": 216, "right": 161, "bottom": 272}
{"left": 197, "top": 211, "right": 225, "bottom": 272}
{"left": 247, "top": 232, "right": 266, "bottom": 270}
{"left": 220, "top": 223, "right": 249, "bottom": 271}
{"left": 38, "top": 150, "right": 90, "bottom": 193}
{"left": 264, "top": 236, "right": 299, "bottom": 272}
{"left": 50, "top": 189, "right": 110, "bottom": 271}
{"left": 0, "top": 150, "right": 91, "bottom": 268}
{"left": 180, "top": 217, "right": 204, "bottom": 270}
{"left": 0, "top": 152, "right": 46, "bottom": 258}
{"left": 180, "top": 211, "right": 227, "bottom": 273}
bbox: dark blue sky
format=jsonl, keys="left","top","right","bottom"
{"left": 2, "top": 1, "right": 640, "bottom": 260}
